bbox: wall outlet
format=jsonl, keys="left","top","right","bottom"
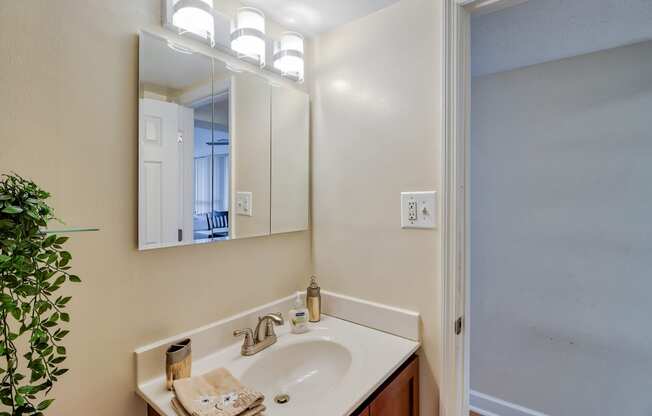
{"left": 401, "top": 191, "right": 437, "bottom": 229}
{"left": 407, "top": 200, "right": 418, "bottom": 221}
{"left": 236, "top": 192, "right": 253, "bottom": 216}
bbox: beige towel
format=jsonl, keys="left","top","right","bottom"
{"left": 171, "top": 398, "right": 192, "bottom": 416}
{"left": 171, "top": 398, "right": 265, "bottom": 416}
{"left": 172, "top": 368, "right": 265, "bottom": 416}
{"left": 172, "top": 398, "right": 266, "bottom": 416}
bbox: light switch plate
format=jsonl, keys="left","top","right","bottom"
{"left": 236, "top": 192, "right": 253, "bottom": 216}
{"left": 401, "top": 191, "right": 437, "bottom": 229}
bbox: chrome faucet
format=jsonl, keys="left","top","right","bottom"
{"left": 233, "top": 313, "right": 284, "bottom": 356}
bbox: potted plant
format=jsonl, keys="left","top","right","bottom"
{"left": 0, "top": 174, "right": 80, "bottom": 415}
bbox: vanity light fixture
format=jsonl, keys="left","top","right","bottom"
{"left": 273, "top": 32, "right": 305, "bottom": 83}
{"left": 231, "top": 7, "right": 266, "bottom": 67}
{"left": 170, "top": 0, "right": 215, "bottom": 44}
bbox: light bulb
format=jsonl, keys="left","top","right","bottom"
{"left": 172, "top": 0, "right": 214, "bottom": 41}
{"left": 231, "top": 7, "right": 266, "bottom": 67}
{"left": 274, "top": 32, "right": 304, "bottom": 82}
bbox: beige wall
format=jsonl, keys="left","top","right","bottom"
{"left": 0, "top": 1, "right": 311, "bottom": 415}
{"left": 309, "top": 1, "right": 443, "bottom": 414}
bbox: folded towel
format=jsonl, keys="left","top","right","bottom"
{"left": 171, "top": 398, "right": 266, "bottom": 416}
{"left": 172, "top": 368, "right": 265, "bottom": 416}
{"left": 171, "top": 398, "right": 191, "bottom": 416}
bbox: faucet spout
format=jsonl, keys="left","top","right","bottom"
{"left": 254, "top": 313, "right": 284, "bottom": 342}
{"left": 234, "top": 312, "right": 284, "bottom": 356}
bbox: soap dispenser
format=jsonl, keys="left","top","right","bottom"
{"left": 307, "top": 275, "right": 321, "bottom": 322}
{"left": 289, "top": 293, "right": 309, "bottom": 334}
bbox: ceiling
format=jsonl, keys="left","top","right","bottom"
{"left": 140, "top": 33, "right": 229, "bottom": 91}
{"left": 239, "top": 0, "right": 400, "bottom": 37}
{"left": 141, "top": 33, "right": 211, "bottom": 90}
{"left": 471, "top": 0, "right": 652, "bottom": 77}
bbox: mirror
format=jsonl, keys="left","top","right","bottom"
{"left": 138, "top": 31, "right": 309, "bottom": 250}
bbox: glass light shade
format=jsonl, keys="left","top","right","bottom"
{"left": 231, "top": 7, "right": 266, "bottom": 67}
{"left": 172, "top": 0, "right": 214, "bottom": 41}
{"left": 274, "top": 32, "right": 304, "bottom": 82}
{"left": 234, "top": 7, "right": 265, "bottom": 32}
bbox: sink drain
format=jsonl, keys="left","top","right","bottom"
{"left": 274, "top": 393, "right": 290, "bottom": 404}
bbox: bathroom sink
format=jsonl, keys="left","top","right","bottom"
{"left": 240, "top": 340, "right": 352, "bottom": 406}
{"left": 137, "top": 315, "right": 419, "bottom": 416}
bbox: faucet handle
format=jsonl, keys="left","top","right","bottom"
{"left": 233, "top": 328, "right": 255, "bottom": 348}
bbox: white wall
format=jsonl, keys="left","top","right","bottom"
{"left": 471, "top": 40, "right": 652, "bottom": 416}
{"left": 310, "top": 0, "right": 442, "bottom": 414}
{"left": 472, "top": 0, "right": 652, "bottom": 77}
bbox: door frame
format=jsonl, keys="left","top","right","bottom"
{"left": 440, "top": 1, "right": 529, "bottom": 416}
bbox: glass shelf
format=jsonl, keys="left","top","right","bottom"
{"left": 41, "top": 227, "right": 100, "bottom": 234}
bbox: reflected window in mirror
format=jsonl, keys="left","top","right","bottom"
{"left": 192, "top": 90, "right": 230, "bottom": 242}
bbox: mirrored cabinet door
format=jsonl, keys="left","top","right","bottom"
{"left": 271, "top": 86, "right": 310, "bottom": 233}
{"left": 139, "top": 32, "right": 214, "bottom": 249}
{"left": 195, "top": 60, "right": 231, "bottom": 243}
{"left": 230, "top": 72, "right": 271, "bottom": 239}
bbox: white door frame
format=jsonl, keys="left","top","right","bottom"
{"left": 440, "top": 1, "right": 528, "bottom": 416}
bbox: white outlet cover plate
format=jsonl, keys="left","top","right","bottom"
{"left": 401, "top": 191, "right": 437, "bottom": 229}
{"left": 236, "top": 192, "right": 253, "bottom": 217}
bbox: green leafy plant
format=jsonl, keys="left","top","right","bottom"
{"left": 0, "top": 174, "right": 80, "bottom": 415}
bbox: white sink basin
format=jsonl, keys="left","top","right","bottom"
{"left": 138, "top": 315, "right": 419, "bottom": 416}
{"left": 240, "top": 340, "right": 352, "bottom": 406}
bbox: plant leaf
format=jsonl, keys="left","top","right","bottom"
{"left": 1, "top": 205, "right": 22, "bottom": 214}
{"left": 37, "top": 399, "right": 54, "bottom": 410}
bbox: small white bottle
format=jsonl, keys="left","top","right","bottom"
{"left": 289, "top": 294, "right": 309, "bottom": 334}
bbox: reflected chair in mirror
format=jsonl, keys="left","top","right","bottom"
{"left": 193, "top": 214, "right": 212, "bottom": 241}
{"left": 209, "top": 211, "right": 229, "bottom": 239}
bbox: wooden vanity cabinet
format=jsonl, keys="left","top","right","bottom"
{"left": 352, "top": 354, "right": 419, "bottom": 416}
{"left": 356, "top": 407, "right": 371, "bottom": 416}
{"left": 147, "top": 354, "right": 419, "bottom": 416}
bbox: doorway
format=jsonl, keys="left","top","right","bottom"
{"left": 442, "top": 1, "right": 652, "bottom": 415}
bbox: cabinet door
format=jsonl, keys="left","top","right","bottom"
{"left": 230, "top": 72, "right": 271, "bottom": 239}
{"left": 370, "top": 356, "right": 419, "bottom": 416}
{"left": 270, "top": 85, "right": 310, "bottom": 234}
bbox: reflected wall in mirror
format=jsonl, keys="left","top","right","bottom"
{"left": 138, "top": 31, "right": 310, "bottom": 251}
